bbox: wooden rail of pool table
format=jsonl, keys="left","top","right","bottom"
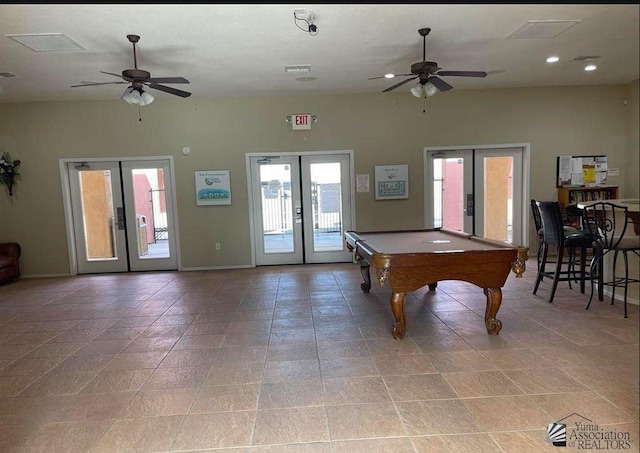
{"left": 345, "top": 229, "right": 529, "bottom": 339}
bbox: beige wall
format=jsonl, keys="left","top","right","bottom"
{"left": 625, "top": 80, "right": 640, "bottom": 198}
{"left": 0, "top": 83, "right": 638, "bottom": 276}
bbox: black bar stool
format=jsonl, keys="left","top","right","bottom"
{"left": 582, "top": 202, "right": 640, "bottom": 318}
{"left": 533, "top": 201, "right": 595, "bottom": 303}
{"left": 530, "top": 199, "right": 579, "bottom": 279}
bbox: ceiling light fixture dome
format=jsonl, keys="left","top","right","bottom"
{"left": 410, "top": 84, "right": 424, "bottom": 98}
{"left": 121, "top": 86, "right": 154, "bottom": 106}
{"left": 410, "top": 81, "right": 438, "bottom": 98}
{"left": 139, "top": 90, "right": 155, "bottom": 105}
{"left": 424, "top": 82, "right": 437, "bottom": 97}
{"left": 546, "top": 56, "right": 560, "bottom": 63}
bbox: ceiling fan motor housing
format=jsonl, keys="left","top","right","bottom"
{"left": 411, "top": 61, "right": 440, "bottom": 75}
{"left": 122, "top": 69, "right": 151, "bottom": 80}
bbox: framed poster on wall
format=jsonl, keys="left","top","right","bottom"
{"left": 375, "top": 164, "right": 409, "bottom": 200}
{"left": 195, "top": 170, "right": 231, "bottom": 206}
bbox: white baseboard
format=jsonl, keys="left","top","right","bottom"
{"left": 179, "top": 264, "right": 254, "bottom": 272}
{"left": 21, "top": 273, "right": 74, "bottom": 278}
{"left": 599, "top": 287, "right": 639, "bottom": 306}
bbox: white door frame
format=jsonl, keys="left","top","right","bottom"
{"left": 474, "top": 147, "right": 524, "bottom": 243}
{"left": 423, "top": 143, "right": 530, "bottom": 246}
{"left": 67, "top": 160, "right": 128, "bottom": 274}
{"left": 249, "top": 155, "right": 304, "bottom": 266}
{"left": 301, "top": 153, "right": 354, "bottom": 264}
{"left": 246, "top": 149, "right": 356, "bottom": 267}
{"left": 425, "top": 149, "right": 474, "bottom": 233}
{"left": 59, "top": 156, "right": 182, "bottom": 275}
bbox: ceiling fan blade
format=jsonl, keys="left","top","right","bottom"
{"left": 100, "top": 71, "right": 133, "bottom": 82}
{"left": 436, "top": 70, "right": 487, "bottom": 78}
{"left": 146, "top": 77, "right": 190, "bottom": 84}
{"left": 147, "top": 83, "right": 192, "bottom": 98}
{"left": 71, "top": 81, "right": 126, "bottom": 87}
{"left": 428, "top": 76, "right": 454, "bottom": 92}
{"left": 383, "top": 76, "right": 418, "bottom": 93}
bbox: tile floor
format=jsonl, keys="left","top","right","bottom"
{"left": 0, "top": 263, "right": 637, "bottom": 452}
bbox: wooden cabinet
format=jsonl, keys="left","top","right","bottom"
{"left": 557, "top": 185, "right": 618, "bottom": 207}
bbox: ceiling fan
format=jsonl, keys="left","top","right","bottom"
{"left": 71, "top": 34, "right": 191, "bottom": 103}
{"left": 370, "top": 28, "right": 487, "bottom": 96}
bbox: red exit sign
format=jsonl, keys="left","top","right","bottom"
{"left": 291, "top": 114, "right": 312, "bottom": 130}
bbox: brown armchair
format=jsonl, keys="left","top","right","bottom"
{"left": 0, "top": 243, "right": 21, "bottom": 285}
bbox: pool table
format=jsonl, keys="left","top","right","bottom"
{"left": 345, "top": 228, "right": 529, "bottom": 339}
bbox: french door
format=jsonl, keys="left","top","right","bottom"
{"left": 425, "top": 147, "right": 525, "bottom": 244}
{"left": 249, "top": 152, "right": 353, "bottom": 265}
{"left": 67, "top": 159, "right": 178, "bottom": 273}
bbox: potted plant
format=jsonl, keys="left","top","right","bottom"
{"left": 0, "top": 152, "right": 21, "bottom": 196}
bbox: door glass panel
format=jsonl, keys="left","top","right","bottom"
{"left": 131, "top": 168, "right": 169, "bottom": 259}
{"left": 260, "top": 164, "right": 294, "bottom": 254}
{"left": 79, "top": 169, "right": 117, "bottom": 260}
{"left": 433, "top": 157, "right": 465, "bottom": 231}
{"left": 482, "top": 156, "right": 513, "bottom": 242}
{"left": 309, "top": 162, "right": 343, "bottom": 252}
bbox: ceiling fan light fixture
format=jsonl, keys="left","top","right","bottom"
{"left": 384, "top": 73, "right": 395, "bottom": 79}
{"left": 139, "top": 90, "right": 155, "bottom": 106}
{"left": 121, "top": 86, "right": 137, "bottom": 104}
{"left": 121, "top": 86, "right": 153, "bottom": 105}
{"left": 424, "top": 82, "right": 437, "bottom": 97}
{"left": 130, "top": 89, "right": 142, "bottom": 104}
{"left": 410, "top": 84, "right": 424, "bottom": 98}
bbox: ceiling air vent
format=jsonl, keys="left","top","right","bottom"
{"left": 285, "top": 65, "right": 312, "bottom": 73}
{"left": 6, "top": 33, "right": 85, "bottom": 52}
{"left": 507, "top": 20, "right": 582, "bottom": 39}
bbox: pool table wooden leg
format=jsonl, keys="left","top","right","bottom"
{"left": 483, "top": 287, "right": 503, "bottom": 335}
{"left": 359, "top": 263, "right": 371, "bottom": 293}
{"left": 390, "top": 291, "right": 407, "bottom": 340}
{"left": 428, "top": 283, "right": 437, "bottom": 291}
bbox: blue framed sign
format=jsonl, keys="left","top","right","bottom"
{"left": 195, "top": 170, "right": 231, "bottom": 206}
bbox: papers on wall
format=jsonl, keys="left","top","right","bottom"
{"left": 556, "top": 155, "right": 608, "bottom": 187}
{"left": 356, "top": 174, "right": 370, "bottom": 193}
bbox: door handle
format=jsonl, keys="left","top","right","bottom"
{"left": 295, "top": 207, "right": 302, "bottom": 222}
{"left": 116, "top": 207, "right": 126, "bottom": 230}
{"left": 466, "top": 194, "right": 474, "bottom": 216}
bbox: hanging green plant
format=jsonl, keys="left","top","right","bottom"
{"left": 0, "top": 152, "right": 21, "bottom": 196}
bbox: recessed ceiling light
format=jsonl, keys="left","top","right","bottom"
{"left": 546, "top": 56, "right": 560, "bottom": 63}
{"left": 384, "top": 73, "right": 395, "bottom": 79}
{"left": 584, "top": 65, "right": 597, "bottom": 71}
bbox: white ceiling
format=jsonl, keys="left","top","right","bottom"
{"left": 0, "top": 4, "right": 638, "bottom": 104}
